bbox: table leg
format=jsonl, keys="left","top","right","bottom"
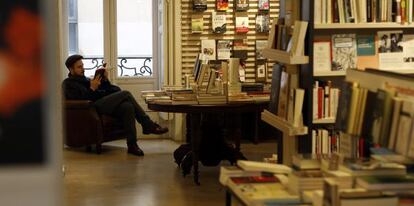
{"left": 226, "top": 189, "right": 232, "bottom": 206}
{"left": 186, "top": 114, "right": 191, "bottom": 143}
{"left": 234, "top": 113, "right": 242, "bottom": 152}
{"left": 190, "top": 113, "right": 201, "bottom": 185}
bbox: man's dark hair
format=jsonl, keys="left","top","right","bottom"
{"left": 65, "top": 54, "right": 83, "bottom": 69}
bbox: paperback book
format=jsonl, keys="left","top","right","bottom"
{"left": 216, "top": 0, "right": 229, "bottom": 11}
{"left": 233, "top": 39, "right": 249, "bottom": 60}
{"left": 211, "top": 12, "right": 227, "bottom": 34}
{"left": 235, "top": 13, "right": 249, "bottom": 33}
{"left": 255, "top": 40, "right": 268, "bottom": 60}
{"left": 201, "top": 39, "right": 216, "bottom": 60}
{"left": 192, "top": 0, "right": 207, "bottom": 11}
{"left": 331, "top": 34, "right": 357, "bottom": 71}
{"left": 258, "top": 0, "right": 270, "bottom": 11}
{"left": 255, "top": 13, "right": 270, "bottom": 33}
{"left": 191, "top": 14, "right": 204, "bottom": 34}
{"left": 256, "top": 61, "right": 267, "bottom": 82}
{"left": 234, "top": 0, "right": 249, "bottom": 11}
{"left": 217, "top": 40, "right": 232, "bottom": 60}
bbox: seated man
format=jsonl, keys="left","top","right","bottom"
{"left": 62, "top": 54, "right": 168, "bottom": 156}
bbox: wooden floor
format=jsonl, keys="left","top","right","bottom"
{"left": 63, "top": 139, "right": 277, "bottom": 206}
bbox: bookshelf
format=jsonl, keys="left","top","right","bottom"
{"left": 314, "top": 23, "right": 414, "bottom": 29}
{"left": 261, "top": 110, "right": 308, "bottom": 165}
{"left": 303, "top": 0, "right": 414, "bottom": 155}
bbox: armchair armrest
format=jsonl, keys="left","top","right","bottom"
{"left": 65, "top": 100, "right": 93, "bottom": 109}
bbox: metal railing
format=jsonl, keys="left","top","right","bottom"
{"left": 83, "top": 56, "right": 153, "bottom": 77}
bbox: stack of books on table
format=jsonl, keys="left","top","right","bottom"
{"left": 227, "top": 175, "right": 302, "bottom": 206}
{"left": 227, "top": 93, "right": 254, "bottom": 103}
{"left": 196, "top": 93, "right": 227, "bottom": 105}
{"left": 171, "top": 93, "right": 198, "bottom": 105}
{"left": 338, "top": 160, "right": 407, "bottom": 176}
{"left": 287, "top": 170, "right": 353, "bottom": 195}
{"left": 141, "top": 90, "right": 170, "bottom": 102}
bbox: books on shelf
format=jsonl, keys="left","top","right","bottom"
{"left": 311, "top": 129, "right": 341, "bottom": 155}
{"left": 211, "top": 11, "right": 226, "bottom": 34}
{"left": 313, "top": 41, "right": 331, "bottom": 73}
{"left": 312, "top": 80, "right": 340, "bottom": 121}
{"left": 314, "top": 0, "right": 414, "bottom": 24}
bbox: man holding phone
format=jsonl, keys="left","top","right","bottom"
{"left": 62, "top": 54, "right": 168, "bottom": 156}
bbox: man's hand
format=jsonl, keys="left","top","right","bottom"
{"left": 90, "top": 76, "right": 102, "bottom": 91}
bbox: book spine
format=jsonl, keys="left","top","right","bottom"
{"left": 367, "top": 0, "right": 373, "bottom": 22}
{"left": 396, "top": 0, "right": 402, "bottom": 22}
{"left": 318, "top": 87, "right": 324, "bottom": 119}
{"left": 402, "top": 0, "right": 407, "bottom": 23}
{"left": 333, "top": 0, "right": 340, "bottom": 22}
{"left": 313, "top": 82, "right": 319, "bottom": 120}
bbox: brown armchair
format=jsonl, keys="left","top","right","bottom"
{"left": 63, "top": 100, "right": 126, "bottom": 154}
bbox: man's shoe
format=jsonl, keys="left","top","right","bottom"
{"left": 127, "top": 143, "right": 144, "bottom": 156}
{"left": 143, "top": 123, "right": 169, "bottom": 135}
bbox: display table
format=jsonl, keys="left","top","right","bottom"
{"left": 147, "top": 102, "right": 268, "bottom": 184}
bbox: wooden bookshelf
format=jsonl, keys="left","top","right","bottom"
{"left": 262, "top": 48, "right": 309, "bottom": 65}
{"left": 261, "top": 110, "right": 308, "bottom": 136}
{"left": 261, "top": 109, "right": 308, "bottom": 165}
{"left": 314, "top": 23, "right": 414, "bottom": 29}
{"left": 313, "top": 118, "right": 335, "bottom": 124}
{"left": 313, "top": 70, "right": 346, "bottom": 77}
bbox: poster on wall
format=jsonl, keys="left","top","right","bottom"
{"left": 0, "top": 0, "right": 46, "bottom": 165}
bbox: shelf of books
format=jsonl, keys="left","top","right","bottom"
{"left": 314, "top": 23, "right": 414, "bottom": 29}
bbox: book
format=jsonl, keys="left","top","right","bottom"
{"left": 191, "top": 14, "right": 204, "bottom": 34}
{"left": 256, "top": 40, "right": 268, "bottom": 60}
{"left": 258, "top": 0, "right": 270, "bottom": 11}
{"left": 235, "top": 13, "right": 249, "bottom": 33}
{"left": 216, "top": 0, "right": 228, "bottom": 11}
{"left": 217, "top": 40, "right": 232, "bottom": 60}
{"left": 291, "top": 21, "right": 308, "bottom": 56}
{"left": 356, "top": 175, "right": 414, "bottom": 190}
{"left": 255, "top": 13, "right": 270, "bottom": 33}
{"left": 313, "top": 41, "right": 331, "bottom": 72}
{"left": 357, "top": 35, "right": 376, "bottom": 56}
{"left": 339, "top": 160, "right": 407, "bottom": 176}
{"left": 211, "top": 12, "right": 226, "bottom": 34}
{"left": 237, "top": 160, "right": 292, "bottom": 174}
{"left": 256, "top": 61, "right": 267, "bottom": 82}
{"left": 234, "top": 0, "right": 249, "bottom": 11}
{"left": 340, "top": 196, "right": 398, "bottom": 206}
{"left": 192, "top": 0, "right": 207, "bottom": 11}
{"left": 219, "top": 166, "right": 261, "bottom": 186}
{"left": 228, "top": 175, "right": 300, "bottom": 206}
{"left": 277, "top": 71, "right": 290, "bottom": 119}
{"left": 201, "top": 39, "right": 216, "bottom": 60}
{"left": 293, "top": 88, "right": 305, "bottom": 127}
{"left": 292, "top": 154, "right": 322, "bottom": 170}
{"left": 331, "top": 34, "right": 357, "bottom": 71}
{"left": 269, "top": 64, "right": 283, "bottom": 114}
{"left": 233, "top": 39, "right": 249, "bottom": 60}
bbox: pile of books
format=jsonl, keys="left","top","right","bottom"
{"left": 196, "top": 93, "right": 227, "bottom": 105}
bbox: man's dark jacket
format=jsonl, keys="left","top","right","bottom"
{"left": 62, "top": 75, "right": 128, "bottom": 114}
